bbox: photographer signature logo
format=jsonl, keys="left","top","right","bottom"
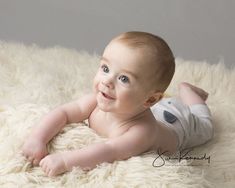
{"left": 152, "top": 148, "right": 211, "bottom": 167}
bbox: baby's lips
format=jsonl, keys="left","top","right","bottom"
{"left": 102, "top": 92, "right": 115, "bottom": 100}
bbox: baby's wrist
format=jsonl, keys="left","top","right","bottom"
{"left": 29, "top": 133, "right": 47, "bottom": 145}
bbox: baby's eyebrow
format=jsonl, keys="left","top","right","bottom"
{"left": 101, "top": 56, "right": 138, "bottom": 79}
{"left": 100, "top": 56, "right": 109, "bottom": 63}
{"left": 122, "top": 69, "right": 138, "bottom": 79}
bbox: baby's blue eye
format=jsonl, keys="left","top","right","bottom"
{"left": 119, "top": 75, "right": 129, "bottom": 83}
{"left": 101, "top": 65, "right": 109, "bottom": 73}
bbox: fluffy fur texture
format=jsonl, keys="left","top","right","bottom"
{"left": 0, "top": 41, "right": 234, "bottom": 188}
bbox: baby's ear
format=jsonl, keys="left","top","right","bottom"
{"left": 144, "top": 92, "right": 163, "bottom": 108}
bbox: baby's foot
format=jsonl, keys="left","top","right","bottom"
{"left": 180, "top": 82, "right": 209, "bottom": 101}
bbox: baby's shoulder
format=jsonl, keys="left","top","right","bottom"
{"left": 128, "top": 116, "right": 157, "bottom": 139}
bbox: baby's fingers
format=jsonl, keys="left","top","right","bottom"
{"left": 27, "top": 156, "right": 34, "bottom": 163}
{"left": 42, "top": 164, "right": 54, "bottom": 177}
{"left": 39, "top": 160, "right": 48, "bottom": 174}
{"left": 48, "top": 169, "right": 56, "bottom": 177}
{"left": 22, "top": 149, "right": 30, "bottom": 158}
{"left": 32, "top": 158, "right": 40, "bottom": 166}
{"left": 45, "top": 166, "right": 51, "bottom": 176}
{"left": 39, "top": 158, "right": 45, "bottom": 167}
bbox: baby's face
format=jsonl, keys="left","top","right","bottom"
{"left": 93, "top": 41, "right": 156, "bottom": 115}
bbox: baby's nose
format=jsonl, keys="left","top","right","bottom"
{"left": 102, "top": 77, "right": 114, "bottom": 89}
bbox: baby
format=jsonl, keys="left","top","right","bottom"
{"left": 22, "top": 31, "right": 213, "bottom": 177}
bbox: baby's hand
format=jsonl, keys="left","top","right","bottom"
{"left": 22, "top": 138, "right": 48, "bottom": 166}
{"left": 39, "top": 153, "right": 68, "bottom": 177}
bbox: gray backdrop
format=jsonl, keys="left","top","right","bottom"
{"left": 0, "top": 0, "right": 234, "bottom": 67}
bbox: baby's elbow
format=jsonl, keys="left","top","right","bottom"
{"left": 105, "top": 142, "right": 136, "bottom": 162}
{"left": 52, "top": 108, "right": 69, "bottom": 124}
{"left": 112, "top": 152, "right": 132, "bottom": 162}
{"left": 104, "top": 142, "right": 127, "bottom": 162}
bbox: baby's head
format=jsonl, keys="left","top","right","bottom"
{"left": 111, "top": 31, "right": 175, "bottom": 93}
{"left": 93, "top": 31, "right": 175, "bottom": 114}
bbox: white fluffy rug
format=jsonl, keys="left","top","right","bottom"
{"left": 0, "top": 41, "right": 234, "bottom": 188}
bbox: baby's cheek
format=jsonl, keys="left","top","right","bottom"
{"left": 119, "top": 92, "right": 136, "bottom": 105}
{"left": 92, "top": 76, "right": 99, "bottom": 91}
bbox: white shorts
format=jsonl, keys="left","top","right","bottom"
{"left": 150, "top": 97, "right": 214, "bottom": 150}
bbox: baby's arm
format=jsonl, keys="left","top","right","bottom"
{"left": 22, "top": 93, "right": 97, "bottom": 165}
{"left": 39, "top": 124, "right": 154, "bottom": 176}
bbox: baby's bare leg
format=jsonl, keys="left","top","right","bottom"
{"left": 178, "top": 82, "right": 208, "bottom": 106}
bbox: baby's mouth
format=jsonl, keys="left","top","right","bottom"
{"left": 101, "top": 92, "right": 115, "bottom": 100}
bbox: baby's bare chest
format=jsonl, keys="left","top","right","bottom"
{"left": 88, "top": 109, "right": 132, "bottom": 138}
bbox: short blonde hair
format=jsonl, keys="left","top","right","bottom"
{"left": 112, "top": 31, "right": 175, "bottom": 93}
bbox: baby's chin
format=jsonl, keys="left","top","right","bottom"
{"left": 96, "top": 100, "right": 115, "bottom": 112}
